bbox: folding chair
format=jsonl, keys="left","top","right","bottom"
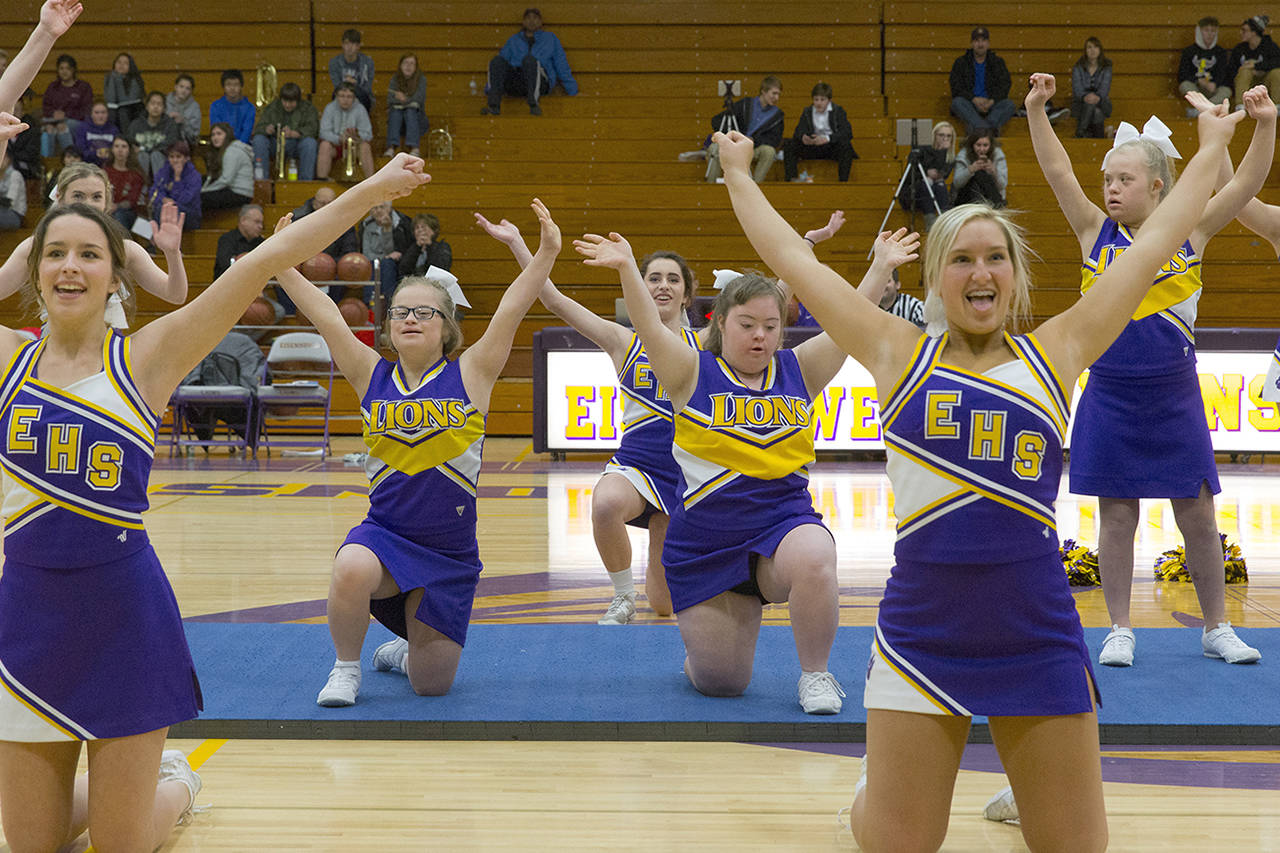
{"left": 255, "top": 332, "right": 334, "bottom": 456}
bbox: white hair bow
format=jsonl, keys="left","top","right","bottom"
{"left": 423, "top": 265, "right": 470, "bottom": 308}
{"left": 711, "top": 268, "right": 741, "bottom": 290}
{"left": 104, "top": 282, "right": 131, "bottom": 329}
{"left": 1101, "top": 116, "right": 1181, "bottom": 170}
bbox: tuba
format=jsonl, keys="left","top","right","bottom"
{"left": 255, "top": 63, "right": 278, "bottom": 109}
{"left": 337, "top": 133, "right": 360, "bottom": 182}
{"left": 275, "top": 125, "right": 288, "bottom": 180}
{"left": 427, "top": 123, "right": 453, "bottom": 161}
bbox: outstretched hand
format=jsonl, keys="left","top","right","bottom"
{"left": 474, "top": 212, "right": 522, "bottom": 245}
{"left": 1196, "top": 99, "right": 1247, "bottom": 149}
{"left": 1025, "top": 73, "right": 1055, "bottom": 109}
{"left": 272, "top": 212, "right": 294, "bottom": 235}
{"left": 712, "top": 130, "right": 755, "bottom": 175}
{"left": 150, "top": 200, "right": 186, "bottom": 254}
{"left": 0, "top": 112, "right": 28, "bottom": 143}
{"left": 371, "top": 152, "right": 430, "bottom": 200}
{"left": 1183, "top": 89, "right": 1215, "bottom": 114}
{"left": 1243, "top": 85, "right": 1278, "bottom": 123}
{"left": 574, "top": 232, "right": 635, "bottom": 270}
{"left": 805, "top": 210, "right": 846, "bottom": 245}
{"left": 530, "top": 198, "right": 561, "bottom": 255}
{"left": 871, "top": 228, "right": 921, "bottom": 270}
{"left": 39, "top": 0, "right": 82, "bottom": 38}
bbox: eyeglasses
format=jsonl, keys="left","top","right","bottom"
{"left": 388, "top": 305, "right": 442, "bottom": 321}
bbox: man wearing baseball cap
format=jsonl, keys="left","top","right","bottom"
{"left": 482, "top": 8, "right": 578, "bottom": 116}
{"left": 949, "top": 26, "right": 1017, "bottom": 135}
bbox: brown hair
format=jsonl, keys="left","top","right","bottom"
{"left": 639, "top": 250, "right": 697, "bottom": 309}
{"left": 703, "top": 272, "right": 786, "bottom": 355}
{"left": 24, "top": 204, "right": 137, "bottom": 325}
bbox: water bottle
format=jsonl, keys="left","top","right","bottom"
{"left": 469, "top": 77, "right": 479, "bottom": 97}
{"left": 287, "top": 159, "right": 298, "bottom": 181}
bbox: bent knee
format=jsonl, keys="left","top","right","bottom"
{"left": 6, "top": 823, "right": 74, "bottom": 853}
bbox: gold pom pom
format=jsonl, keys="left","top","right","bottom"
{"left": 1060, "top": 538, "right": 1101, "bottom": 586}
{"left": 1151, "top": 533, "right": 1248, "bottom": 583}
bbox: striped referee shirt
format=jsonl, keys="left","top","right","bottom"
{"left": 885, "top": 292, "right": 926, "bottom": 329}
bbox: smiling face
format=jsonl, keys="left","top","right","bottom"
{"left": 937, "top": 219, "right": 1014, "bottom": 337}
{"left": 718, "top": 294, "right": 782, "bottom": 377}
{"left": 642, "top": 257, "right": 690, "bottom": 324}
{"left": 1102, "top": 148, "right": 1161, "bottom": 225}
{"left": 759, "top": 85, "right": 781, "bottom": 108}
{"left": 388, "top": 282, "right": 447, "bottom": 358}
{"left": 62, "top": 176, "right": 110, "bottom": 211}
{"left": 37, "top": 213, "right": 120, "bottom": 325}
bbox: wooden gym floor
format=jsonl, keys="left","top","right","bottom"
{"left": 6, "top": 437, "right": 1280, "bottom": 851}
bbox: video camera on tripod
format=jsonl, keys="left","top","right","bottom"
{"left": 714, "top": 79, "right": 742, "bottom": 132}
{"left": 869, "top": 118, "right": 945, "bottom": 247}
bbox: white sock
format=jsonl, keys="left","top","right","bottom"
{"left": 334, "top": 659, "right": 360, "bottom": 670}
{"left": 608, "top": 568, "right": 634, "bottom": 595}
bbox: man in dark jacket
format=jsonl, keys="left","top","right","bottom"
{"left": 782, "top": 82, "right": 857, "bottom": 182}
{"left": 1229, "top": 15, "right": 1280, "bottom": 109}
{"left": 949, "top": 26, "right": 1016, "bottom": 135}
{"left": 213, "top": 203, "right": 264, "bottom": 278}
{"left": 1178, "top": 16, "right": 1232, "bottom": 115}
{"left": 706, "top": 75, "right": 783, "bottom": 182}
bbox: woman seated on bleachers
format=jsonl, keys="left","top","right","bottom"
{"left": 201, "top": 121, "right": 254, "bottom": 211}
{"left": 897, "top": 121, "right": 955, "bottom": 230}
{"left": 952, "top": 128, "right": 1007, "bottom": 207}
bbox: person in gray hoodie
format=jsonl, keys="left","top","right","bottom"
{"left": 317, "top": 83, "right": 374, "bottom": 179}
{"left": 1179, "top": 16, "right": 1232, "bottom": 115}
{"left": 200, "top": 121, "right": 254, "bottom": 210}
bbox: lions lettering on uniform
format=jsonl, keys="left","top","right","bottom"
{"left": 1096, "top": 243, "right": 1193, "bottom": 278}
{"left": 5, "top": 405, "right": 124, "bottom": 490}
{"left": 631, "top": 363, "right": 668, "bottom": 401}
{"left": 367, "top": 398, "right": 468, "bottom": 435}
{"left": 708, "top": 393, "right": 811, "bottom": 429}
{"left": 922, "top": 389, "right": 1046, "bottom": 480}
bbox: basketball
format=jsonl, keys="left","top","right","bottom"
{"left": 337, "top": 252, "right": 373, "bottom": 281}
{"left": 339, "top": 297, "right": 370, "bottom": 326}
{"left": 299, "top": 252, "right": 336, "bottom": 282}
{"left": 238, "top": 297, "right": 275, "bottom": 326}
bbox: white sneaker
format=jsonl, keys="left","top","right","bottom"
{"left": 1098, "top": 625, "right": 1136, "bottom": 666}
{"left": 373, "top": 637, "right": 409, "bottom": 673}
{"left": 316, "top": 664, "right": 361, "bottom": 707}
{"left": 798, "top": 671, "right": 846, "bottom": 714}
{"left": 854, "top": 753, "right": 868, "bottom": 799}
{"left": 1202, "top": 622, "right": 1261, "bottom": 663}
{"left": 158, "top": 750, "right": 202, "bottom": 824}
{"left": 597, "top": 591, "right": 637, "bottom": 625}
{"left": 983, "top": 785, "right": 1020, "bottom": 824}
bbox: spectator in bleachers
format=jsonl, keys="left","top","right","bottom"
{"left": 705, "top": 75, "right": 784, "bottom": 183}
{"left": 482, "top": 7, "right": 577, "bottom": 117}
{"left": 252, "top": 81, "right": 320, "bottom": 180}
{"left": 1070, "top": 38, "right": 1112, "bottom": 139}
{"left": 103, "top": 51, "right": 144, "bottom": 131}
{"left": 72, "top": 100, "right": 118, "bottom": 167}
{"left": 105, "top": 134, "right": 144, "bottom": 229}
{"left": 41, "top": 52, "right": 91, "bottom": 155}
{"left": 127, "top": 90, "right": 179, "bottom": 182}
{"left": 149, "top": 139, "right": 201, "bottom": 230}
{"left": 1229, "top": 16, "right": 1280, "bottom": 109}
{"left": 949, "top": 26, "right": 1017, "bottom": 136}
{"left": 209, "top": 69, "right": 255, "bottom": 144}
{"left": 44, "top": 145, "right": 80, "bottom": 206}
{"left": 282, "top": 188, "right": 357, "bottom": 314}
{"left": 1179, "top": 16, "right": 1232, "bottom": 116}
{"left": 385, "top": 53, "right": 426, "bottom": 157}
{"left": 898, "top": 121, "right": 955, "bottom": 230}
{"left": 201, "top": 121, "right": 254, "bottom": 211}
{"left": 0, "top": 150, "right": 25, "bottom": 231}
{"left": 213, "top": 203, "right": 265, "bottom": 278}
{"left": 951, "top": 128, "right": 1007, "bottom": 207}
{"left": 317, "top": 83, "right": 374, "bottom": 180}
{"left": 328, "top": 28, "right": 376, "bottom": 112}
{"left": 398, "top": 212, "right": 452, "bottom": 279}
{"left": 10, "top": 88, "right": 42, "bottom": 180}
{"left": 782, "top": 82, "right": 857, "bottom": 183}
{"left": 362, "top": 200, "right": 413, "bottom": 302}
{"left": 166, "top": 73, "right": 201, "bottom": 143}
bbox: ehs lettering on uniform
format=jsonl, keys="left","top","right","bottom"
{"left": 6, "top": 405, "right": 124, "bottom": 490}
{"left": 922, "top": 391, "right": 1046, "bottom": 480}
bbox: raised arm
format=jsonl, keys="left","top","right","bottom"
{"left": 474, "top": 211, "right": 630, "bottom": 360}
{"left": 1191, "top": 85, "right": 1278, "bottom": 245}
{"left": 715, "top": 130, "right": 920, "bottom": 389}
{"left": 270, "top": 216, "right": 380, "bottom": 396}
{"left": 129, "top": 154, "right": 430, "bottom": 410}
{"left": 1036, "top": 105, "right": 1245, "bottom": 382}
{"left": 1025, "top": 73, "right": 1105, "bottom": 245}
{"left": 459, "top": 199, "right": 561, "bottom": 413}
{"left": 122, "top": 200, "right": 189, "bottom": 303}
{"left": 0, "top": 1, "right": 81, "bottom": 113}
{"left": 575, "top": 232, "right": 699, "bottom": 410}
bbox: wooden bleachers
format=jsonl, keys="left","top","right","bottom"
{"left": 3, "top": 1, "right": 1280, "bottom": 436}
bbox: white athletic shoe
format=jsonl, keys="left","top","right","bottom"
{"left": 1202, "top": 622, "right": 1261, "bottom": 663}
{"left": 597, "top": 591, "right": 637, "bottom": 625}
{"left": 316, "top": 664, "right": 361, "bottom": 707}
{"left": 158, "top": 750, "right": 202, "bottom": 824}
{"left": 798, "top": 671, "right": 846, "bottom": 714}
{"left": 982, "top": 785, "right": 1020, "bottom": 824}
{"left": 373, "top": 637, "right": 409, "bottom": 673}
{"left": 1098, "top": 625, "right": 1136, "bottom": 666}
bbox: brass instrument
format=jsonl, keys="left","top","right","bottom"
{"left": 337, "top": 134, "right": 360, "bottom": 182}
{"left": 255, "top": 63, "right": 277, "bottom": 109}
{"left": 275, "top": 125, "right": 288, "bottom": 180}
{"left": 427, "top": 123, "right": 453, "bottom": 161}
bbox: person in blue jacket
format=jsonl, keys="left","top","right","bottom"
{"left": 483, "top": 8, "right": 577, "bottom": 116}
